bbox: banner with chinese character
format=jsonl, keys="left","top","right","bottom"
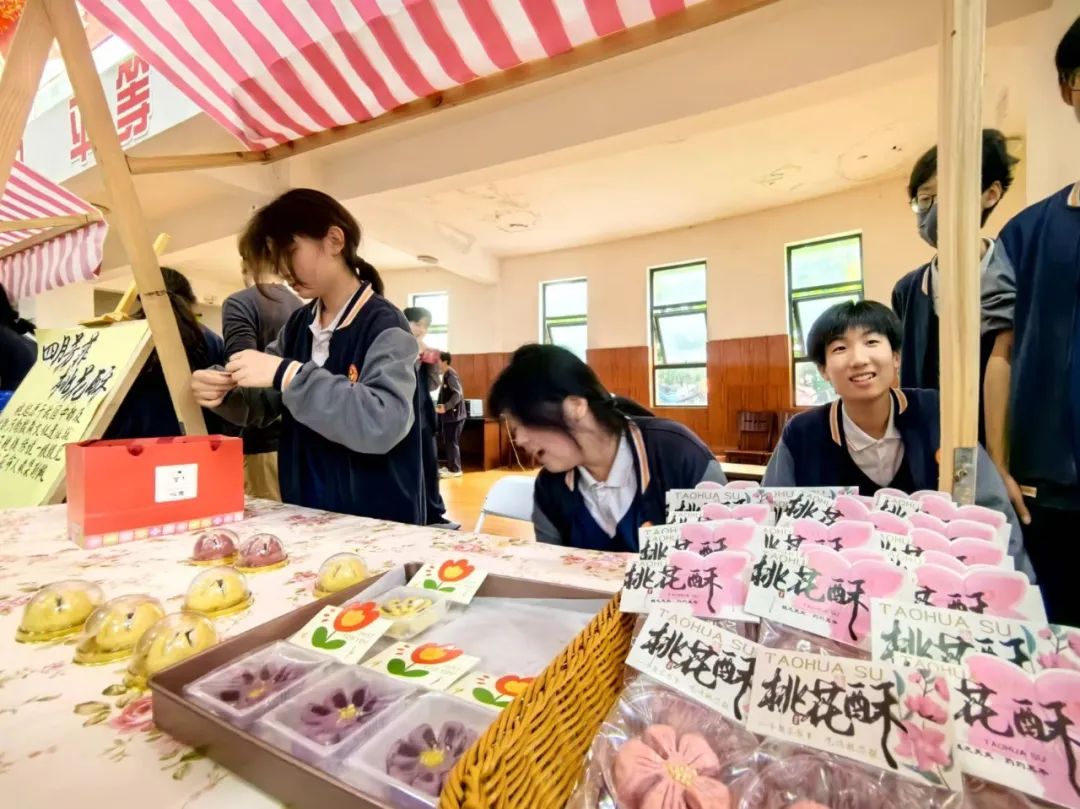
{"left": 625, "top": 606, "right": 760, "bottom": 723}
{"left": 953, "top": 654, "right": 1080, "bottom": 807}
{"left": 747, "top": 648, "right": 963, "bottom": 791}
{"left": 765, "top": 486, "right": 859, "bottom": 525}
{"left": 665, "top": 487, "right": 765, "bottom": 523}
{"left": 0, "top": 322, "right": 150, "bottom": 507}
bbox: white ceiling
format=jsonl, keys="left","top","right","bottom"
{"left": 88, "top": 0, "right": 1039, "bottom": 291}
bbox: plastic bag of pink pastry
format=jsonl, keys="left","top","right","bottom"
{"left": 567, "top": 678, "right": 759, "bottom": 809}
{"left": 735, "top": 741, "right": 964, "bottom": 809}
{"left": 756, "top": 619, "right": 869, "bottom": 660}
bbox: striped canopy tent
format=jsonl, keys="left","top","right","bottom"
{"left": 0, "top": 158, "right": 106, "bottom": 302}
{"left": 79, "top": 0, "right": 713, "bottom": 151}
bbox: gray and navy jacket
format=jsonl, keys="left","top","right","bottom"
{"left": 533, "top": 416, "right": 726, "bottom": 553}
{"left": 437, "top": 367, "right": 465, "bottom": 422}
{"left": 763, "top": 388, "right": 1033, "bottom": 579}
{"left": 215, "top": 283, "right": 425, "bottom": 524}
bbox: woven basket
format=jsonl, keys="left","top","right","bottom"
{"left": 441, "top": 592, "right": 635, "bottom": 809}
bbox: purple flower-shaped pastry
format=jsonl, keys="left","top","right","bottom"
{"left": 386, "top": 722, "right": 477, "bottom": 796}
{"left": 299, "top": 685, "right": 392, "bottom": 746}
{"left": 216, "top": 663, "right": 305, "bottom": 709}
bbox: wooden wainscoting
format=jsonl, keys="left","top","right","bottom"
{"left": 453, "top": 335, "right": 793, "bottom": 455}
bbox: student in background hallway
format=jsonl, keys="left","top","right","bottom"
{"left": 405, "top": 307, "right": 458, "bottom": 528}
{"left": 106, "top": 267, "right": 226, "bottom": 439}
{"left": 992, "top": 14, "right": 1080, "bottom": 626}
{"left": 437, "top": 351, "right": 465, "bottom": 479}
{"left": 222, "top": 264, "right": 302, "bottom": 501}
{"left": 0, "top": 283, "right": 35, "bottom": 391}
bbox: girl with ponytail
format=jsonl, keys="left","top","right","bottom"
{"left": 488, "top": 344, "right": 726, "bottom": 552}
{"left": 191, "top": 189, "right": 425, "bottom": 524}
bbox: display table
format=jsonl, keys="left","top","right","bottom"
{"left": 0, "top": 500, "right": 625, "bottom": 808}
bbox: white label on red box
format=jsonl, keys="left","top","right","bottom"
{"left": 154, "top": 463, "right": 198, "bottom": 502}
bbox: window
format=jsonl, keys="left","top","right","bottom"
{"left": 786, "top": 234, "right": 864, "bottom": 406}
{"left": 409, "top": 292, "right": 448, "bottom": 352}
{"left": 649, "top": 261, "right": 708, "bottom": 407}
{"left": 541, "top": 278, "right": 587, "bottom": 360}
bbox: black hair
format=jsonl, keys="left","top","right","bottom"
{"left": 0, "top": 283, "right": 34, "bottom": 335}
{"left": 404, "top": 306, "right": 432, "bottom": 325}
{"left": 807, "top": 300, "right": 902, "bottom": 367}
{"left": 238, "top": 188, "right": 384, "bottom": 296}
{"left": 906, "top": 129, "right": 1018, "bottom": 225}
{"left": 440, "top": 351, "right": 452, "bottom": 364}
{"left": 488, "top": 343, "right": 652, "bottom": 436}
{"left": 1056, "top": 15, "right": 1080, "bottom": 83}
{"left": 136, "top": 267, "right": 210, "bottom": 371}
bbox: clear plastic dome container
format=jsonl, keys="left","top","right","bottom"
{"left": 74, "top": 594, "right": 166, "bottom": 665}
{"left": 16, "top": 580, "right": 105, "bottom": 643}
{"left": 189, "top": 529, "right": 239, "bottom": 565}
{"left": 314, "top": 553, "right": 370, "bottom": 598}
{"left": 126, "top": 611, "right": 218, "bottom": 687}
{"left": 236, "top": 533, "right": 288, "bottom": 573}
{"left": 183, "top": 566, "right": 253, "bottom": 618}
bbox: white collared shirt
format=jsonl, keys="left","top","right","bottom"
{"left": 578, "top": 434, "right": 636, "bottom": 538}
{"left": 929, "top": 238, "right": 995, "bottom": 313}
{"left": 842, "top": 405, "right": 904, "bottom": 488}
{"left": 308, "top": 300, "right": 348, "bottom": 367}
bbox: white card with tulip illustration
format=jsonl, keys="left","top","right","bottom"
{"left": 447, "top": 671, "right": 535, "bottom": 711}
{"left": 289, "top": 602, "right": 392, "bottom": 664}
{"left": 363, "top": 641, "right": 480, "bottom": 690}
{"left": 407, "top": 559, "right": 488, "bottom": 605}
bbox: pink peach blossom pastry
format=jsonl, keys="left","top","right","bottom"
{"left": 614, "top": 724, "right": 730, "bottom": 809}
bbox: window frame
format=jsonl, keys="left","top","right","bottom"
{"left": 785, "top": 233, "right": 865, "bottom": 407}
{"left": 540, "top": 278, "right": 588, "bottom": 360}
{"left": 409, "top": 291, "right": 449, "bottom": 350}
{"left": 648, "top": 260, "right": 708, "bottom": 409}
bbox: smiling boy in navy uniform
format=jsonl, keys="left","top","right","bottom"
{"left": 764, "top": 300, "right": 1032, "bottom": 578}
{"left": 990, "top": 15, "right": 1080, "bottom": 625}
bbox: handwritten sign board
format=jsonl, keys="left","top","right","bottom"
{"left": 0, "top": 322, "right": 152, "bottom": 507}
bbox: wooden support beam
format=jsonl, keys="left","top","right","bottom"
{"left": 80, "top": 233, "right": 171, "bottom": 326}
{"left": 44, "top": 0, "right": 207, "bottom": 436}
{"left": 0, "top": 220, "right": 85, "bottom": 260}
{"left": 936, "top": 0, "right": 986, "bottom": 502}
{"left": 0, "top": 212, "right": 103, "bottom": 233}
{"left": 0, "top": 1, "right": 54, "bottom": 196}
{"left": 126, "top": 0, "right": 777, "bottom": 175}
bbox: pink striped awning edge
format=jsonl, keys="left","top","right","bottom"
{"left": 80, "top": 0, "right": 705, "bottom": 151}
{"left": 0, "top": 160, "right": 107, "bottom": 302}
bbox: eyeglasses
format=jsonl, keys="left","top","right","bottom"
{"left": 910, "top": 194, "right": 936, "bottom": 215}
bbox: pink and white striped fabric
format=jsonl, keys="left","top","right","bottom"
{"left": 80, "top": 0, "right": 703, "bottom": 150}
{"left": 0, "top": 161, "right": 107, "bottom": 303}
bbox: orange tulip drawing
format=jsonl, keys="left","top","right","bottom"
{"left": 333, "top": 601, "right": 380, "bottom": 632}
{"left": 473, "top": 674, "right": 534, "bottom": 708}
{"left": 388, "top": 643, "right": 464, "bottom": 678}
{"left": 423, "top": 559, "right": 476, "bottom": 593}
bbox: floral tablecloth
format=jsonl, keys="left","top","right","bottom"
{"left": 0, "top": 500, "right": 625, "bottom": 808}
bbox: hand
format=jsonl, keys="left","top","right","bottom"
{"left": 999, "top": 470, "right": 1032, "bottom": 525}
{"left": 436, "top": 404, "right": 446, "bottom": 414}
{"left": 191, "top": 369, "right": 236, "bottom": 408}
{"left": 226, "top": 350, "right": 284, "bottom": 389}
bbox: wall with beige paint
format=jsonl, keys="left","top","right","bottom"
{"left": 384, "top": 164, "right": 1029, "bottom": 354}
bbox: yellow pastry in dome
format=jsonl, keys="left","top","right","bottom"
{"left": 380, "top": 596, "right": 433, "bottom": 618}
{"left": 74, "top": 595, "right": 166, "bottom": 665}
{"left": 377, "top": 588, "right": 445, "bottom": 640}
{"left": 183, "top": 567, "right": 252, "bottom": 618}
{"left": 127, "top": 612, "right": 218, "bottom": 687}
{"left": 16, "top": 581, "right": 105, "bottom": 643}
{"left": 314, "top": 553, "right": 370, "bottom": 597}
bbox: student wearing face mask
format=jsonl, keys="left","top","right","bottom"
{"left": 890, "top": 130, "right": 1019, "bottom": 398}
{"left": 488, "top": 344, "right": 726, "bottom": 552}
{"left": 764, "top": 300, "right": 1032, "bottom": 578}
{"left": 990, "top": 15, "right": 1080, "bottom": 626}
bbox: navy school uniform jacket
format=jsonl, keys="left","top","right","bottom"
{"left": 532, "top": 416, "right": 727, "bottom": 553}
{"left": 0, "top": 326, "right": 36, "bottom": 390}
{"left": 763, "top": 387, "right": 1033, "bottom": 578}
{"left": 997, "top": 182, "right": 1080, "bottom": 509}
{"left": 215, "top": 283, "right": 425, "bottom": 524}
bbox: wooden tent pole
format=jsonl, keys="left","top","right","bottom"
{"left": 936, "top": 0, "right": 986, "bottom": 502}
{"left": 0, "top": 211, "right": 103, "bottom": 233}
{"left": 44, "top": 0, "right": 206, "bottom": 435}
{"left": 0, "top": 1, "right": 54, "bottom": 196}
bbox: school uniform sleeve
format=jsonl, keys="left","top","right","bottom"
{"left": 532, "top": 503, "right": 563, "bottom": 545}
{"left": 442, "top": 371, "right": 464, "bottom": 411}
{"left": 973, "top": 446, "right": 1036, "bottom": 582}
{"left": 891, "top": 276, "right": 907, "bottom": 316}
{"left": 700, "top": 459, "right": 727, "bottom": 485}
{"left": 762, "top": 439, "right": 796, "bottom": 486}
{"left": 980, "top": 242, "right": 1016, "bottom": 335}
{"left": 274, "top": 327, "right": 417, "bottom": 454}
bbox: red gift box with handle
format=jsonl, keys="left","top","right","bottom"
{"left": 66, "top": 436, "right": 245, "bottom": 548}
